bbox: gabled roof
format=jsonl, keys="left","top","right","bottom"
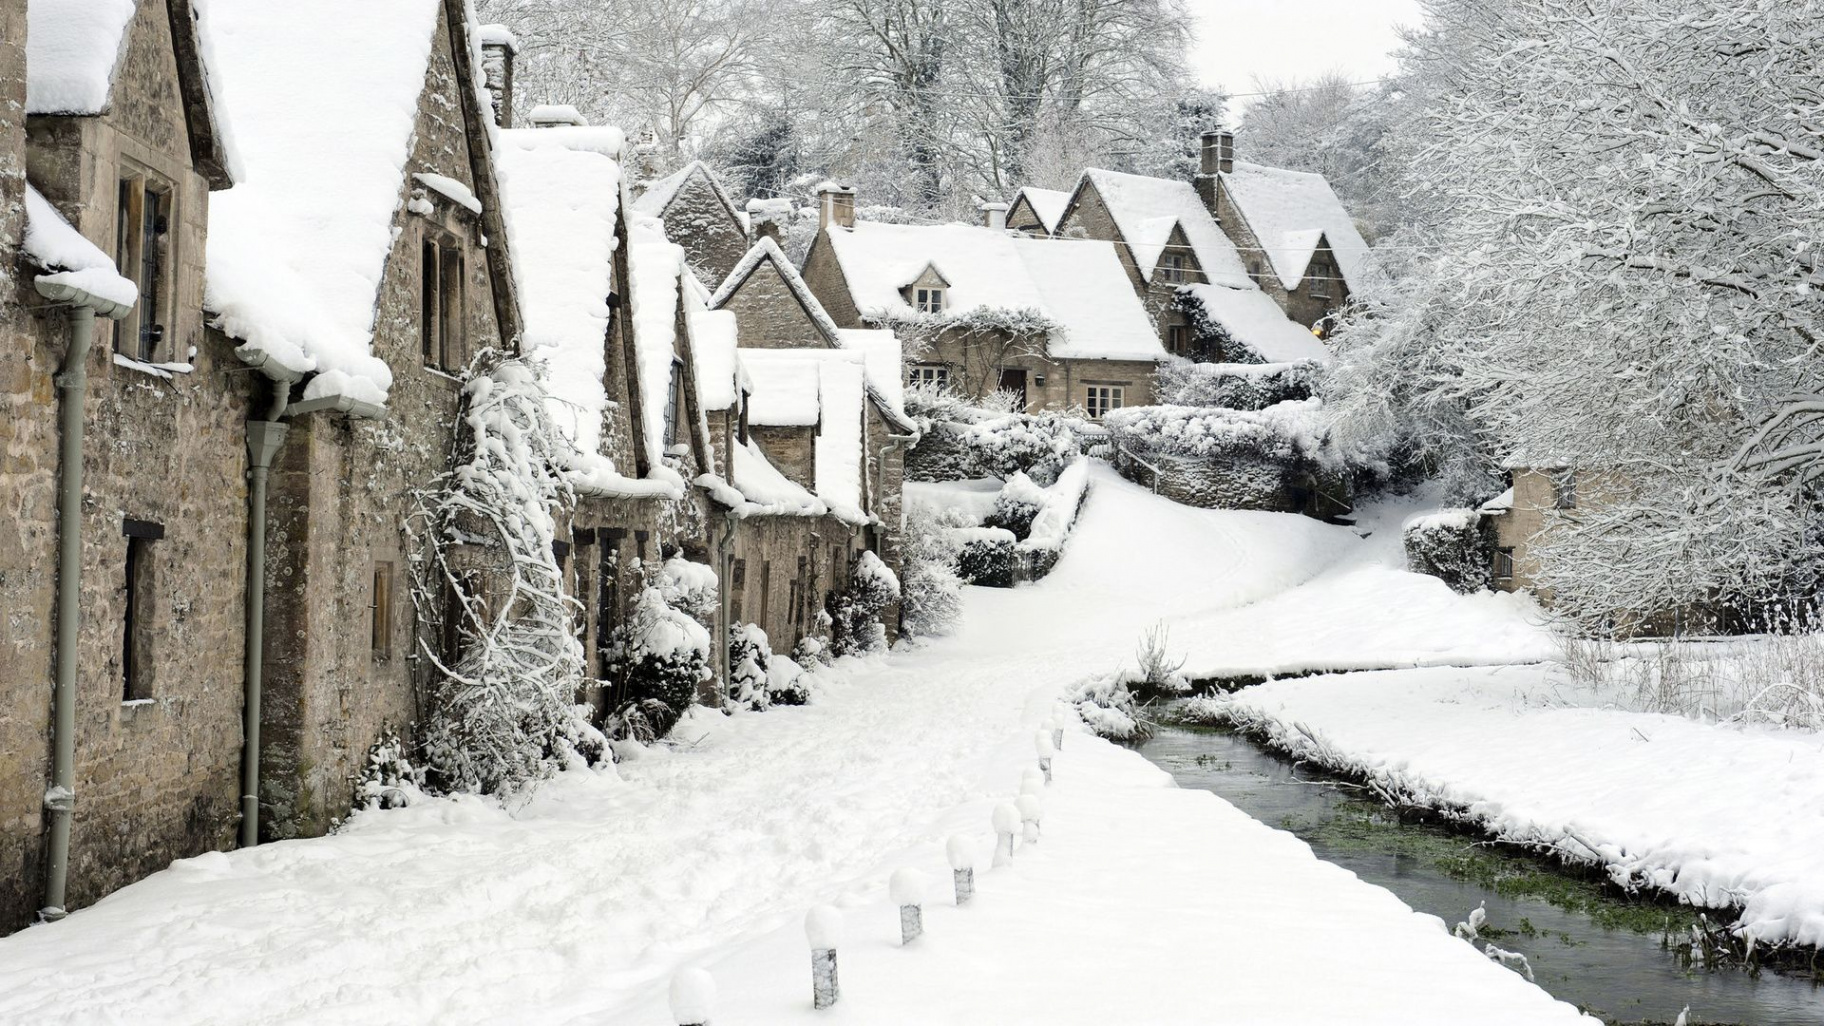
{"left": 200, "top": 0, "right": 515, "bottom": 407}
{"left": 1072, "top": 169, "right": 1250, "bottom": 287}
{"left": 1179, "top": 282, "right": 1330, "bottom": 364}
{"left": 712, "top": 237, "right": 916, "bottom": 431}
{"left": 1218, "top": 161, "right": 1370, "bottom": 288}
{"left": 821, "top": 221, "right": 1164, "bottom": 362}
{"left": 632, "top": 159, "right": 744, "bottom": 227}
{"left": 739, "top": 348, "right": 870, "bottom": 523}
{"left": 30, "top": 0, "right": 233, "bottom": 188}
{"left": 1010, "top": 187, "right": 1071, "bottom": 234}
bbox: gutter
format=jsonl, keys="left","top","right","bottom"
{"left": 37, "top": 280, "right": 131, "bottom": 922}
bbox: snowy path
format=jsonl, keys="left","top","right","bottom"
{"left": 0, "top": 466, "right": 1583, "bottom": 1024}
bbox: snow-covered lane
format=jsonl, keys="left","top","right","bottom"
{"left": 0, "top": 466, "right": 1581, "bottom": 1024}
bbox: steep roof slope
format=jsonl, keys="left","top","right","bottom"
{"left": 1219, "top": 161, "right": 1370, "bottom": 288}
{"left": 632, "top": 160, "right": 743, "bottom": 225}
{"left": 1181, "top": 283, "right": 1330, "bottom": 364}
{"left": 1077, "top": 169, "right": 1249, "bottom": 286}
{"left": 25, "top": 0, "right": 137, "bottom": 114}
{"left": 1011, "top": 187, "right": 1070, "bottom": 234}
{"left": 739, "top": 347, "right": 870, "bottom": 522}
{"left": 822, "top": 221, "right": 1163, "bottom": 361}
{"left": 199, "top": 0, "right": 444, "bottom": 404}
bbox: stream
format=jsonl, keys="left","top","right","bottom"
{"left": 1137, "top": 724, "right": 1824, "bottom": 1026}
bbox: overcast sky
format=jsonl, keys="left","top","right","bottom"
{"left": 1188, "top": 0, "right": 1425, "bottom": 109}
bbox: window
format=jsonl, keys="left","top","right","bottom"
{"left": 370, "top": 562, "right": 394, "bottom": 661}
{"left": 1552, "top": 469, "right": 1577, "bottom": 509}
{"left": 663, "top": 357, "right": 683, "bottom": 448}
{"left": 1309, "top": 258, "right": 1333, "bottom": 300}
{"left": 914, "top": 287, "right": 946, "bottom": 314}
{"left": 1167, "top": 324, "right": 1190, "bottom": 356}
{"left": 1494, "top": 547, "right": 1515, "bottom": 582}
{"left": 1247, "top": 260, "right": 1262, "bottom": 284}
{"left": 1161, "top": 254, "right": 1186, "bottom": 284}
{"left": 759, "top": 561, "right": 772, "bottom": 625}
{"left": 115, "top": 174, "right": 172, "bottom": 362}
{"left": 121, "top": 519, "right": 164, "bottom": 701}
{"left": 421, "top": 238, "right": 465, "bottom": 371}
{"left": 1084, "top": 385, "right": 1124, "bottom": 419}
{"left": 909, "top": 364, "right": 949, "bottom": 389}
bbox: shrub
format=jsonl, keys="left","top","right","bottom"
{"left": 953, "top": 527, "right": 1017, "bottom": 587}
{"left": 900, "top": 506, "right": 964, "bottom": 638}
{"left": 1403, "top": 509, "right": 1495, "bottom": 594}
{"left": 767, "top": 655, "right": 813, "bottom": 706}
{"left": 1156, "top": 359, "right": 1322, "bottom": 411}
{"left": 831, "top": 551, "right": 902, "bottom": 656}
{"left": 1068, "top": 673, "right": 1153, "bottom": 743}
{"left": 729, "top": 621, "right": 773, "bottom": 711}
{"left": 903, "top": 389, "right": 1085, "bottom": 484}
{"left": 609, "top": 587, "right": 713, "bottom": 737}
{"left": 1131, "top": 621, "right": 1191, "bottom": 701}
{"left": 658, "top": 555, "right": 719, "bottom": 622}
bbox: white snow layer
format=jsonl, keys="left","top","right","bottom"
{"left": 629, "top": 225, "right": 687, "bottom": 466}
{"left": 1078, "top": 168, "right": 1251, "bottom": 286}
{"left": 1220, "top": 160, "right": 1371, "bottom": 288}
{"left": 1012, "top": 186, "right": 1071, "bottom": 234}
{"left": 199, "top": 0, "right": 443, "bottom": 404}
{"left": 22, "top": 184, "right": 138, "bottom": 308}
{"left": 0, "top": 464, "right": 1587, "bottom": 1025}
{"left": 834, "top": 328, "right": 905, "bottom": 420}
{"left": 739, "top": 347, "right": 870, "bottom": 521}
{"left": 25, "top": 0, "right": 136, "bottom": 115}
{"left": 740, "top": 355, "right": 821, "bottom": 427}
{"left": 825, "top": 222, "right": 1162, "bottom": 361}
{"left": 1181, "top": 282, "right": 1330, "bottom": 363}
{"left": 412, "top": 172, "right": 482, "bottom": 215}
{"left": 1222, "top": 664, "right": 1824, "bottom": 949}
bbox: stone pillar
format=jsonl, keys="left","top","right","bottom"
{"left": 477, "top": 25, "right": 518, "bottom": 129}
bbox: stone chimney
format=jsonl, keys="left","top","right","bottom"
{"left": 982, "top": 201, "right": 1009, "bottom": 231}
{"left": 528, "top": 104, "right": 587, "bottom": 130}
{"left": 817, "top": 183, "right": 856, "bottom": 231}
{"left": 477, "top": 25, "right": 517, "bottom": 128}
{"left": 1196, "top": 129, "right": 1234, "bottom": 212}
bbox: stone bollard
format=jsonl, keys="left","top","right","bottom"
{"left": 1017, "top": 793, "right": 1043, "bottom": 845}
{"left": 992, "top": 802, "right": 1021, "bottom": 866}
{"left": 890, "top": 867, "right": 928, "bottom": 945}
{"left": 1035, "top": 730, "right": 1055, "bottom": 783}
{"left": 947, "top": 835, "right": 976, "bottom": 905}
{"left": 805, "top": 905, "right": 843, "bottom": 1009}
{"left": 669, "top": 968, "right": 716, "bottom": 1026}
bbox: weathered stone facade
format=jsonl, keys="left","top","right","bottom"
{"left": 1207, "top": 179, "right": 1349, "bottom": 330}
{"left": 1053, "top": 183, "right": 1209, "bottom": 353}
{"left": 636, "top": 164, "right": 749, "bottom": 289}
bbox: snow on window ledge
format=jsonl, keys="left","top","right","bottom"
{"left": 113, "top": 352, "right": 194, "bottom": 379}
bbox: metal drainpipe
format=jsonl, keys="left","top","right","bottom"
{"left": 714, "top": 512, "right": 739, "bottom": 705}
{"left": 40, "top": 304, "right": 94, "bottom": 922}
{"left": 241, "top": 385, "right": 291, "bottom": 848}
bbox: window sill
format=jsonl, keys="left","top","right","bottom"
{"left": 113, "top": 353, "right": 194, "bottom": 379}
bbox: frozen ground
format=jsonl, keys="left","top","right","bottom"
{"left": 1214, "top": 664, "right": 1824, "bottom": 950}
{"left": 0, "top": 466, "right": 1586, "bottom": 1024}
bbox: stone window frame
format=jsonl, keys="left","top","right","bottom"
{"left": 913, "top": 286, "right": 946, "bottom": 315}
{"left": 1551, "top": 468, "right": 1577, "bottom": 510}
{"left": 662, "top": 356, "right": 684, "bottom": 450}
{"left": 420, "top": 231, "right": 467, "bottom": 373}
{"left": 114, "top": 165, "right": 178, "bottom": 363}
{"left": 1308, "top": 256, "right": 1335, "bottom": 300}
{"left": 1166, "top": 322, "right": 1190, "bottom": 356}
{"left": 121, "top": 518, "right": 165, "bottom": 703}
{"left": 1160, "top": 253, "right": 1187, "bottom": 284}
{"left": 1084, "top": 384, "right": 1124, "bottom": 420}
{"left": 370, "top": 561, "right": 396, "bottom": 662}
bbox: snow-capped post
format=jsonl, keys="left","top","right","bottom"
{"left": 947, "top": 835, "right": 976, "bottom": 905}
{"left": 805, "top": 905, "right": 842, "bottom": 1009}
{"left": 992, "top": 802, "right": 1021, "bottom": 866}
{"left": 890, "top": 868, "right": 927, "bottom": 945}
{"left": 1021, "top": 767, "right": 1045, "bottom": 795}
{"left": 1017, "top": 793, "right": 1043, "bottom": 844}
{"left": 1034, "top": 730, "right": 1055, "bottom": 783}
{"left": 669, "top": 968, "right": 716, "bottom": 1026}
{"left": 1048, "top": 714, "right": 1065, "bottom": 752}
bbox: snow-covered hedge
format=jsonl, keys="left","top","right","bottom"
{"left": 1105, "top": 400, "right": 1350, "bottom": 517}
{"left": 1103, "top": 399, "right": 1332, "bottom": 464}
{"left": 609, "top": 587, "right": 714, "bottom": 740}
{"left": 952, "top": 526, "right": 1017, "bottom": 588}
{"left": 1403, "top": 509, "right": 1496, "bottom": 594}
{"left": 1017, "top": 457, "right": 1091, "bottom": 579}
{"left": 900, "top": 505, "right": 963, "bottom": 638}
{"left": 1156, "top": 359, "right": 1322, "bottom": 412}
{"left": 832, "top": 551, "right": 901, "bottom": 656}
{"left": 903, "top": 387, "right": 1084, "bottom": 485}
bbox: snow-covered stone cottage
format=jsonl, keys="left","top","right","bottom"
{"left": 631, "top": 159, "right": 751, "bottom": 290}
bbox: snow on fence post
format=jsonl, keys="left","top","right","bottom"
{"left": 805, "top": 905, "right": 843, "bottom": 1009}
{"left": 1034, "top": 730, "right": 1055, "bottom": 782}
{"left": 992, "top": 802, "right": 1021, "bottom": 866}
{"left": 890, "top": 868, "right": 928, "bottom": 945}
{"left": 1017, "top": 793, "right": 1043, "bottom": 844}
{"left": 947, "top": 835, "right": 976, "bottom": 905}
{"left": 1047, "top": 716, "right": 1064, "bottom": 753}
{"left": 1021, "top": 767, "right": 1044, "bottom": 795}
{"left": 669, "top": 968, "right": 716, "bottom": 1026}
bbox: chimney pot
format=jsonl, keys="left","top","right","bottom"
{"left": 982, "top": 201, "right": 1009, "bottom": 231}
{"left": 817, "top": 183, "right": 856, "bottom": 231}
{"left": 477, "top": 25, "right": 518, "bottom": 129}
{"left": 1200, "top": 129, "right": 1235, "bottom": 176}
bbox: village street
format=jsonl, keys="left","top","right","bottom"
{"left": 0, "top": 467, "right": 1587, "bottom": 1025}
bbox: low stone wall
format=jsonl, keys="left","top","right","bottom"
{"left": 1115, "top": 447, "right": 1351, "bottom": 520}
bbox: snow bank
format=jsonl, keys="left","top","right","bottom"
{"left": 200, "top": 0, "right": 442, "bottom": 403}
{"left": 1215, "top": 664, "right": 1824, "bottom": 949}
{"left": 22, "top": 185, "right": 137, "bottom": 308}
{"left": 25, "top": 0, "right": 135, "bottom": 115}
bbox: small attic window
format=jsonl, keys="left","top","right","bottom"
{"left": 1309, "top": 257, "right": 1335, "bottom": 299}
{"left": 1160, "top": 253, "right": 1186, "bottom": 284}
{"left": 115, "top": 171, "right": 173, "bottom": 362}
{"left": 914, "top": 286, "right": 946, "bottom": 315}
{"left": 1247, "top": 260, "right": 1262, "bottom": 284}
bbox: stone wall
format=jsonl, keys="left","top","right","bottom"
{"left": 727, "top": 514, "right": 863, "bottom": 658}
{"left": 750, "top": 425, "right": 815, "bottom": 490}
{"left": 1210, "top": 182, "right": 1348, "bottom": 329}
{"left": 798, "top": 234, "right": 863, "bottom": 328}
{"left": 659, "top": 172, "right": 748, "bottom": 289}
{"left": 718, "top": 254, "right": 829, "bottom": 348}
{"left": 1116, "top": 448, "right": 1349, "bottom": 519}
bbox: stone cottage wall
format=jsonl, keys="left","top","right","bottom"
{"left": 659, "top": 173, "right": 748, "bottom": 289}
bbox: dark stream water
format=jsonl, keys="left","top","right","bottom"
{"left": 1138, "top": 724, "right": 1824, "bottom": 1026}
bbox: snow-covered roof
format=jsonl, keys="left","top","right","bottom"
{"left": 692, "top": 307, "right": 740, "bottom": 412}
{"left": 1076, "top": 169, "right": 1250, "bottom": 287}
{"left": 200, "top": 0, "right": 449, "bottom": 405}
{"left": 713, "top": 238, "right": 916, "bottom": 430}
{"left": 632, "top": 160, "right": 742, "bottom": 223}
{"left": 1011, "top": 187, "right": 1070, "bottom": 234}
{"left": 1478, "top": 488, "right": 1515, "bottom": 515}
{"left": 495, "top": 125, "right": 627, "bottom": 460}
{"left": 23, "top": 184, "right": 137, "bottom": 308}
{"left": 1218, "top": 161, "right": 1370, "bottom": 289}
{"left": 823, "top": 221, "right": 1164, "bottom": 362}
{"left": 25, "top": 0, "right": 136, "bottom": 115}
{"left": 1180, "top": 282, "right": 1330, "bottom": 364}
{"left": 739, "top": 348, "right": 870, "bottom": 522}
{"left": 629, "top": 224, "right": 690, "bottom": 465}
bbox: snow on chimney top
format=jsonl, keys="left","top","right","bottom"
{"left": 528, "top": 104, "right": 586, "bottom": 129}
{"left": 817, "top": 183, "right": 855, "bottom": 231}
{"left": 478, "top": 25, "right": 518, "bottom": 129}
{"left": 982, "top": 201, "right": 1009, "bottom": 231}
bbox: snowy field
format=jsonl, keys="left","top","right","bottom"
{"left": 0, "top": 467, "right": 1588, "bottom": 1023}
{"left": 1212, "top": 664, "right": 1824, "bottom": 951}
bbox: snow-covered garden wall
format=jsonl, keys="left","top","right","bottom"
{"left": 1104, "top": 400, "right": 1350, "bottom": 518}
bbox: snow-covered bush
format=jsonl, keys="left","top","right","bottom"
{"left": 728, "top": 621, "right": 773, "bottom": 711}
{"left": 899, "top": 505, "right": 964, "bottom": 638}
{"left": 408, "top": 355, "right": 606, "bottom": 795}
{"left": 1156, "top": 359, "right": 1322, "bottom": 411}
{"left": 658, "top": 555, "right": 719, "bottom": 623}
{"left": 353, "top": 730, "right": 423, "bottom": 811}
{"left": 1106, "top": 402, "right": 1349, "bottom": 516}
{"left": 831, "top": 550, "right": 901, "bottom": 657}
{"left": 793, "top": 611, "right": 834, "bottom": 671}
{"left": 1104, "top": 400, "right": 1332, "bottom": 464}
{"left": 1403, "top": 509, "right": 1495, "bottom": 594}
{"left": 903, "top": 388, "right": 1084, "bottom": 485}
{"left": 1068, "top": 673, "right": 1152, "bottom": 744}
{"left": 609, "top": 587, "right": 714, "bottom": 739}
{"left": 767, "top": 652, "right": 814, "bottom": 706}
{"left": 953, "top": 527, "right": 1016, "bottom": 588}
{"left": 983, "top": 472, "right": 1045, "bottom": 541}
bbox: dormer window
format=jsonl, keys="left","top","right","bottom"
{"left": 1161, "top": 254, "right": 1186, "bottom": 284}
{"left": 115, "top": 171, "right": 173, "bottom": 362}
{"left": 1309, "top": 257, "right": 1334, "bottom": 299}
{"left": 914, "top": 286, "right": 946, "bottom": 315}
